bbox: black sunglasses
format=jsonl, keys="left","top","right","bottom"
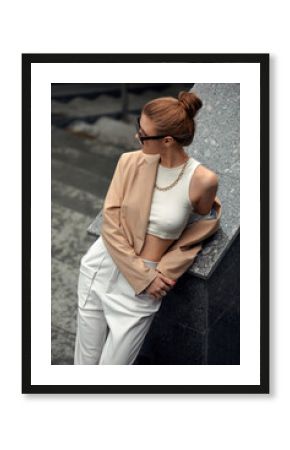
{"left": 135, "top": 116, "right": 189, "bottom": 144}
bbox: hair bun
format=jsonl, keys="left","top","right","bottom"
{"left": 178, "top": 90, "right": 202, "bottom": 118}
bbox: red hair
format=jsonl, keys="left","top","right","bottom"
{"left": 142, "top": 90, "right": 203, "bottom": 146}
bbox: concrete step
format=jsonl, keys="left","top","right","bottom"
{"left": 51, "top": 256, "right": 79, "bottom": 336}
{"left": 51, "top": 83, "right": 193, "bottom": 101}
{"left": 52, "top": 125, "right": 95, "bottom": 152}
{"left": 52, "top": 140, "right": 120, "bottom": 179}
{"left": 52, "top": 179, "right": 103, "bottom": 218}
{"left": 52, "top": 202, "right": 96, "bottom": 268}
{"left": 51, "top": 84, "right": 194, "bottom": 127}
{"left": 52, "top": 125, "right": 127, "bottom": 159}
{"left": 51, "top": 158, "right": 111, "bottom": 197}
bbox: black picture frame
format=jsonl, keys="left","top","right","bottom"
{"left": 22, "top": 53, "right": 269, "bottom": 394}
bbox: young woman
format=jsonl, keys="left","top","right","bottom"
{"left": 74, "top": 90, "right": 219, "bottom": 365}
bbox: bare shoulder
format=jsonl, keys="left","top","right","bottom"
{"left": 189, "top": 164, "right": 219, "bottom": 212}
{"left": 195, "top": 164, "right": 219, "bottom": 185}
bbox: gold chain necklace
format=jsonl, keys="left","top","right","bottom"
{"left": 155, "top": 156, "right": 190, "bottom": 191}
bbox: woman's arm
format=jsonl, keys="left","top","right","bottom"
{"left": 193, "top": 171, "right": 219, "bottom": 215}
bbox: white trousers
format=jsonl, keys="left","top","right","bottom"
{"left": 74, "top": 235, "right": 163, "bottom": 365}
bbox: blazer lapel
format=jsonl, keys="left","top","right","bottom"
{"left": 134, "top": 152, "right": 161, "bottom": 254}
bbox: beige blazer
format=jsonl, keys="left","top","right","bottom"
{"left": 100, "top": 150, "right": 222, "bottom": 295}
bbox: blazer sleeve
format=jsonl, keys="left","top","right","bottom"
{"left": 155, "top": 243, "right": 204, "bottom": 281}
{"left": 155, "top": 198, "right": 222, "bottom": 281}
{"left": 100, "top": 154, "right": 158, "bottom": 296}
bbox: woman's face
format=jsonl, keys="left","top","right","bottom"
{"left": 136, "top": 114, "right": 174, "bottom": 155}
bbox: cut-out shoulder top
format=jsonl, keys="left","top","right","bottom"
{"left": 145, "top": 156, "right": 201, "bottom": 239}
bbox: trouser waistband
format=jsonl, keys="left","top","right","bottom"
{"left": 141, "top": 258, "right": 159, "bottom": 269}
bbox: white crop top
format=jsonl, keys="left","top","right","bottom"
{"left": 146, "top": 156, "right": 201, "bottom": 239}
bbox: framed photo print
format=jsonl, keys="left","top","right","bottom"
{"left": 22, "top": 53, "right": 269, "bottom": 394}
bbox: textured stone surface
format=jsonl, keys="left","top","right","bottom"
{"left": 189, "top": 84, "right": 240, "bottom": 174}
{"left": 51, "top": 257, "right": 79, "bottom": 335}
{"left": 51, "top": 326, "right": 75, "bottom": 365}
{"left": 188, "top": 83, "right": 240, "bottom": 277}
{"left": 52, "top": 203, "right": 96, "bottom": 268}
{"left": 207, "top": 302, "right": 240, "bottom": 365}
{"left": 136, "top": 317, "right": 204, "bottom": 365}
{"left": 208, "top": 232, "right": 240, "bottom": 328}
{"left": 188, "top": 84, "right": 240, "bottom": 230}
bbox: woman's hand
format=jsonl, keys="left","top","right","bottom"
{"left": 145, "top": 271, "right": 176, "bottom": 300}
